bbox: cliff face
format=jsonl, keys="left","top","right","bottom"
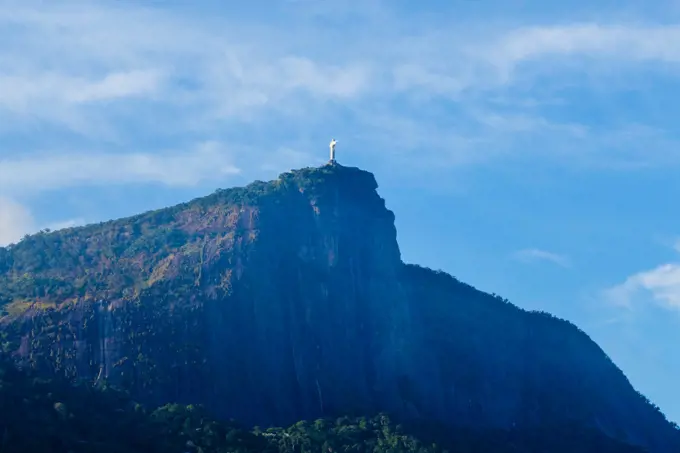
{"left": 0, "top": 164, "right": 678, "bottom": 452}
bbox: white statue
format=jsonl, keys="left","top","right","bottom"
{"left": 329, "top": 138, "right": 337, "bottom": 162}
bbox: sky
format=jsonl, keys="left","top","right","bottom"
{"left": 0, "top": 0, "right": 679, "bottom": 423}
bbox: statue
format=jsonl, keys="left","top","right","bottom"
{"left": 329, "top": 138, "right": 337, "bottom": 163}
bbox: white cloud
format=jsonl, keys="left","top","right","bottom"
{"left": 277, "top": 57, "right": 371, "bottom": 98}
{"left": 392, "top": 64, "right": 468, "bottom": 97}
{"left": 472, "top": 111, "right": 588, "bottom": 136}
{"left": 0, "top": 141, "right": 240, "bottom": 194}
{"left": 5, "top": 4, "right": 680, "bottom": 118}
{"left": 0, "top": 196, "right": 88, "bottom": 246}
{"left": 492, "top": 24, "right": 680, "bottom": 70}
{"left": 67, "top": 70, "right": 162, "bottom": 103}
{"left": 0, "top": 70, "right": 162, "bottom": 111}
{"left": 513, "top": 248, "right": 570, "bottom": 267}
{"left": 381, "top": 23, "right": 680, "bottom": 96}
{"left": 0, "top": 197, "right": 35, "bottom": 246}
{"left": 0, "top": 3, "right": 371, "bottom": 114}
{"left": 605, "top": 263, "right": 680, "bottom": 311}
{"left": 1, "top": 1, "right": 680, "bottom": 187}
{"left": 605, "top": 240, "right": 680, "bottom": 311}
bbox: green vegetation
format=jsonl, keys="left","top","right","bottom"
{"left": 0, "top": 358, "right": 647, "bottom": 452}
{"left": 0, "top": 356, "right": 436, "bottom": 453}
{"left": 0, "top": 165, "right": 359, "bottom": 309}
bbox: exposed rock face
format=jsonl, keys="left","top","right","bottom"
{"left": 0, "top": 164, "right": 678, "bottom": 452}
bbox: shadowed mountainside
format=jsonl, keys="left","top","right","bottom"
{"left": 0, "top": 356, "right": 649, "bottom": 453}
{"left": 0, "top": 164, "right": 678, "bottom": 452}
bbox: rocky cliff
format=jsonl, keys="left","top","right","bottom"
{"left": 0, "top": 164, "right": 678, "bottom": 452}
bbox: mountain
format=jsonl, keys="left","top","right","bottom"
{"left": 0, "top": 164, "right": 678, "bottom": 452}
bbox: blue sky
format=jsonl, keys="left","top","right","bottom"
{"left": 1, "top": 0, "right": 679, "bottom": 423}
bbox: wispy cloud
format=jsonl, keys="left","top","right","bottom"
{"left": 2, "top": 1, "right": 680, "bottom": 199}
{"left": 491, "top": 24, "right": 680, "bottom": 70}
{"left": 0, "top": 70, "right": 163, "bottom": 110}
{"left": 0, "top": 141, "right": 240, "bottom": 195}
{"left": 513, "top": 248, "right": 571, "bottom": 267}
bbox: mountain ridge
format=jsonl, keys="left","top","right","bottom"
{"left": 0, "top": 163, "right": 678, "bottom": 452}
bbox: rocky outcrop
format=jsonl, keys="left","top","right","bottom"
{"left": 0, "top": 164, "right": 678, "bottom": 452}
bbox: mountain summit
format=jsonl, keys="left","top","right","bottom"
{"left": 0, "top": 164, "right": 678, "bottom": 452}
